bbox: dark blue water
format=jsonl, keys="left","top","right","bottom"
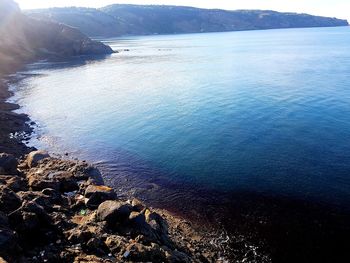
{"left": 11, "top": 26, "right": 350, "bottom": 209}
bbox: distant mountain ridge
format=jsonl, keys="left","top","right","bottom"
{"left": 26, "top": 4, "right": 349, "bottom": 37}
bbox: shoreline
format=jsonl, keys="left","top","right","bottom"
{"left": 0, "top": 69, "right": 35, "bottom": 157}
{"left": 0, "top": 66, "right": 230, "bottom": 262}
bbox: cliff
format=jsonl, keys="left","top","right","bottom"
{"left": 27, "top": 5, "right": 349, "bottom": 37}
{"left": 0, "top": 0, "right": 114, "bottom": 75}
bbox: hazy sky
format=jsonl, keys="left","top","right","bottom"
{"left": 16, "top": 0, "right": 350, "bottom": 22}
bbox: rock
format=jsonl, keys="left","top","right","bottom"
{"left": 0, "top": 153, "right": 18, "bottom": 175}
{"left": 165, "top": 250, "right": 191, "bottom": 263}
{"left": 27, "top": 170, "right": 78, "bottom": 193}
{"left": 0, "top": 212, "right": 9, "bottom": 228}
{"left": 27, "top": 172, "right": 60, "bottom": 191}
{"left": 85, "top": 237, "right": 109, "bottom": 255}
{"left": 104, "top": 235, "right": 128, "bottom": 254}
{"left": 145, "top": 210, "right": 168, "bottom": 233}
{"left": 96, "top": 200, "right": 132, "bottom": 225}
{"left": 0, "top": 175, "right": 27, "bottom": 192}
{"left": 69, "top": 164, "right": 104, "bottom": 186}
{"left": 73, "top": 255, "right": 112, "bottom": 263}
{"left": 49, "top": 171, "right": 78, "bottom": 192}
{"left": 0, "top": 186, "right": 22, "bottom": 214}
{"left": 129, "top": 211, "right": 147, "bottom": 226}
{"left": 85, "top": 185, "right": 117, "bottom": 209}
{"left": 27, "top": 151, "right": 50, "bottom": 168}
{"left": 67, "top": 223, "right": 106, "bottom": 244}
{"left": 17, "top": 190, "right": 58, "bottom": 210}
{"left": 123, "top": 243, "right": 166, "bottom": 262}
{"left": 8, "top": 200, "right": 52, "bottom": 239}
{"left": 67, "top": 227, "right": 93, "bottom": 243}
{"left": 0, "top": 227, "right": 18, "bottom": 256}
{"left": 131, "top": 198, "right": 146, "bottom": 212}
{"left": 41, "top": 188, "right": 62, "bottom": 203}
{"left": 143, "top": 209, "right": 172, "bottom": 247}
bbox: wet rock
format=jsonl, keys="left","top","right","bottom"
{"left": 0, "top": 186, "right": 22, "bottom": 214}
{"left": 69, "top": 164, "right": 104, "bottom": 186}
{"left": 104, "top": 235, "right": 128, "bottom": 254}
{"left": 85, "top": 185, "right": 117, "bottom": 209}
{"left": 96, "top": 200, "right": 132, "bottom": 225}
{"left": 0, "top": 153, "right": 18, "bottom": 175}
{"left": 27, "top": 151, "right": 50, "bottom": 168}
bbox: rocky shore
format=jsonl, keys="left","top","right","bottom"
{"left": 0, "top": 151, "right": 225, "bottom": 262}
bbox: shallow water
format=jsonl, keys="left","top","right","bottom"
{"left": 12, "top": 26, "right": 350, "bottom": 211}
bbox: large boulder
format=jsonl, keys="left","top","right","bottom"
{"left": 0, "top": 153, "right": 18, "bottom": 175}
{"left": 26, "top": 151, "right": 50, "bottom": 168}
{"left": 85, "top": 185, "right": 117, "bottom": 209}
{"left": 96, "top": 200, "right": 132, "bottom": 225}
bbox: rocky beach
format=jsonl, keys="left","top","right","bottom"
{"left": 0, "top": 150, "right": 226, "bottom": 262}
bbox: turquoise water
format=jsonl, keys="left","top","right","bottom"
{"left": 13, "top": 26, "right": 350, "bottom": 208}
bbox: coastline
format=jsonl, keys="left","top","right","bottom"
{"left": 0, "top": 66, "right": 229, "bottom": 262}
{"left": 0, "top": 69, "right": 35, "bottom": 157}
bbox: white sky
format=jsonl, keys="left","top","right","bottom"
{"left": 16, "top": 0, "right": 350, "bottom": 22}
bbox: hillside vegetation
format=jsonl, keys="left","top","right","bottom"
{"left": 27, "top": 4, "right": 349, "bottom": 37}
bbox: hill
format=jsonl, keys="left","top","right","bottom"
{"left": 0, "top": 0, "right": 113, "bottom": 75}
{"left": 27, "top": 4, "right": 349, "bottom": 37}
